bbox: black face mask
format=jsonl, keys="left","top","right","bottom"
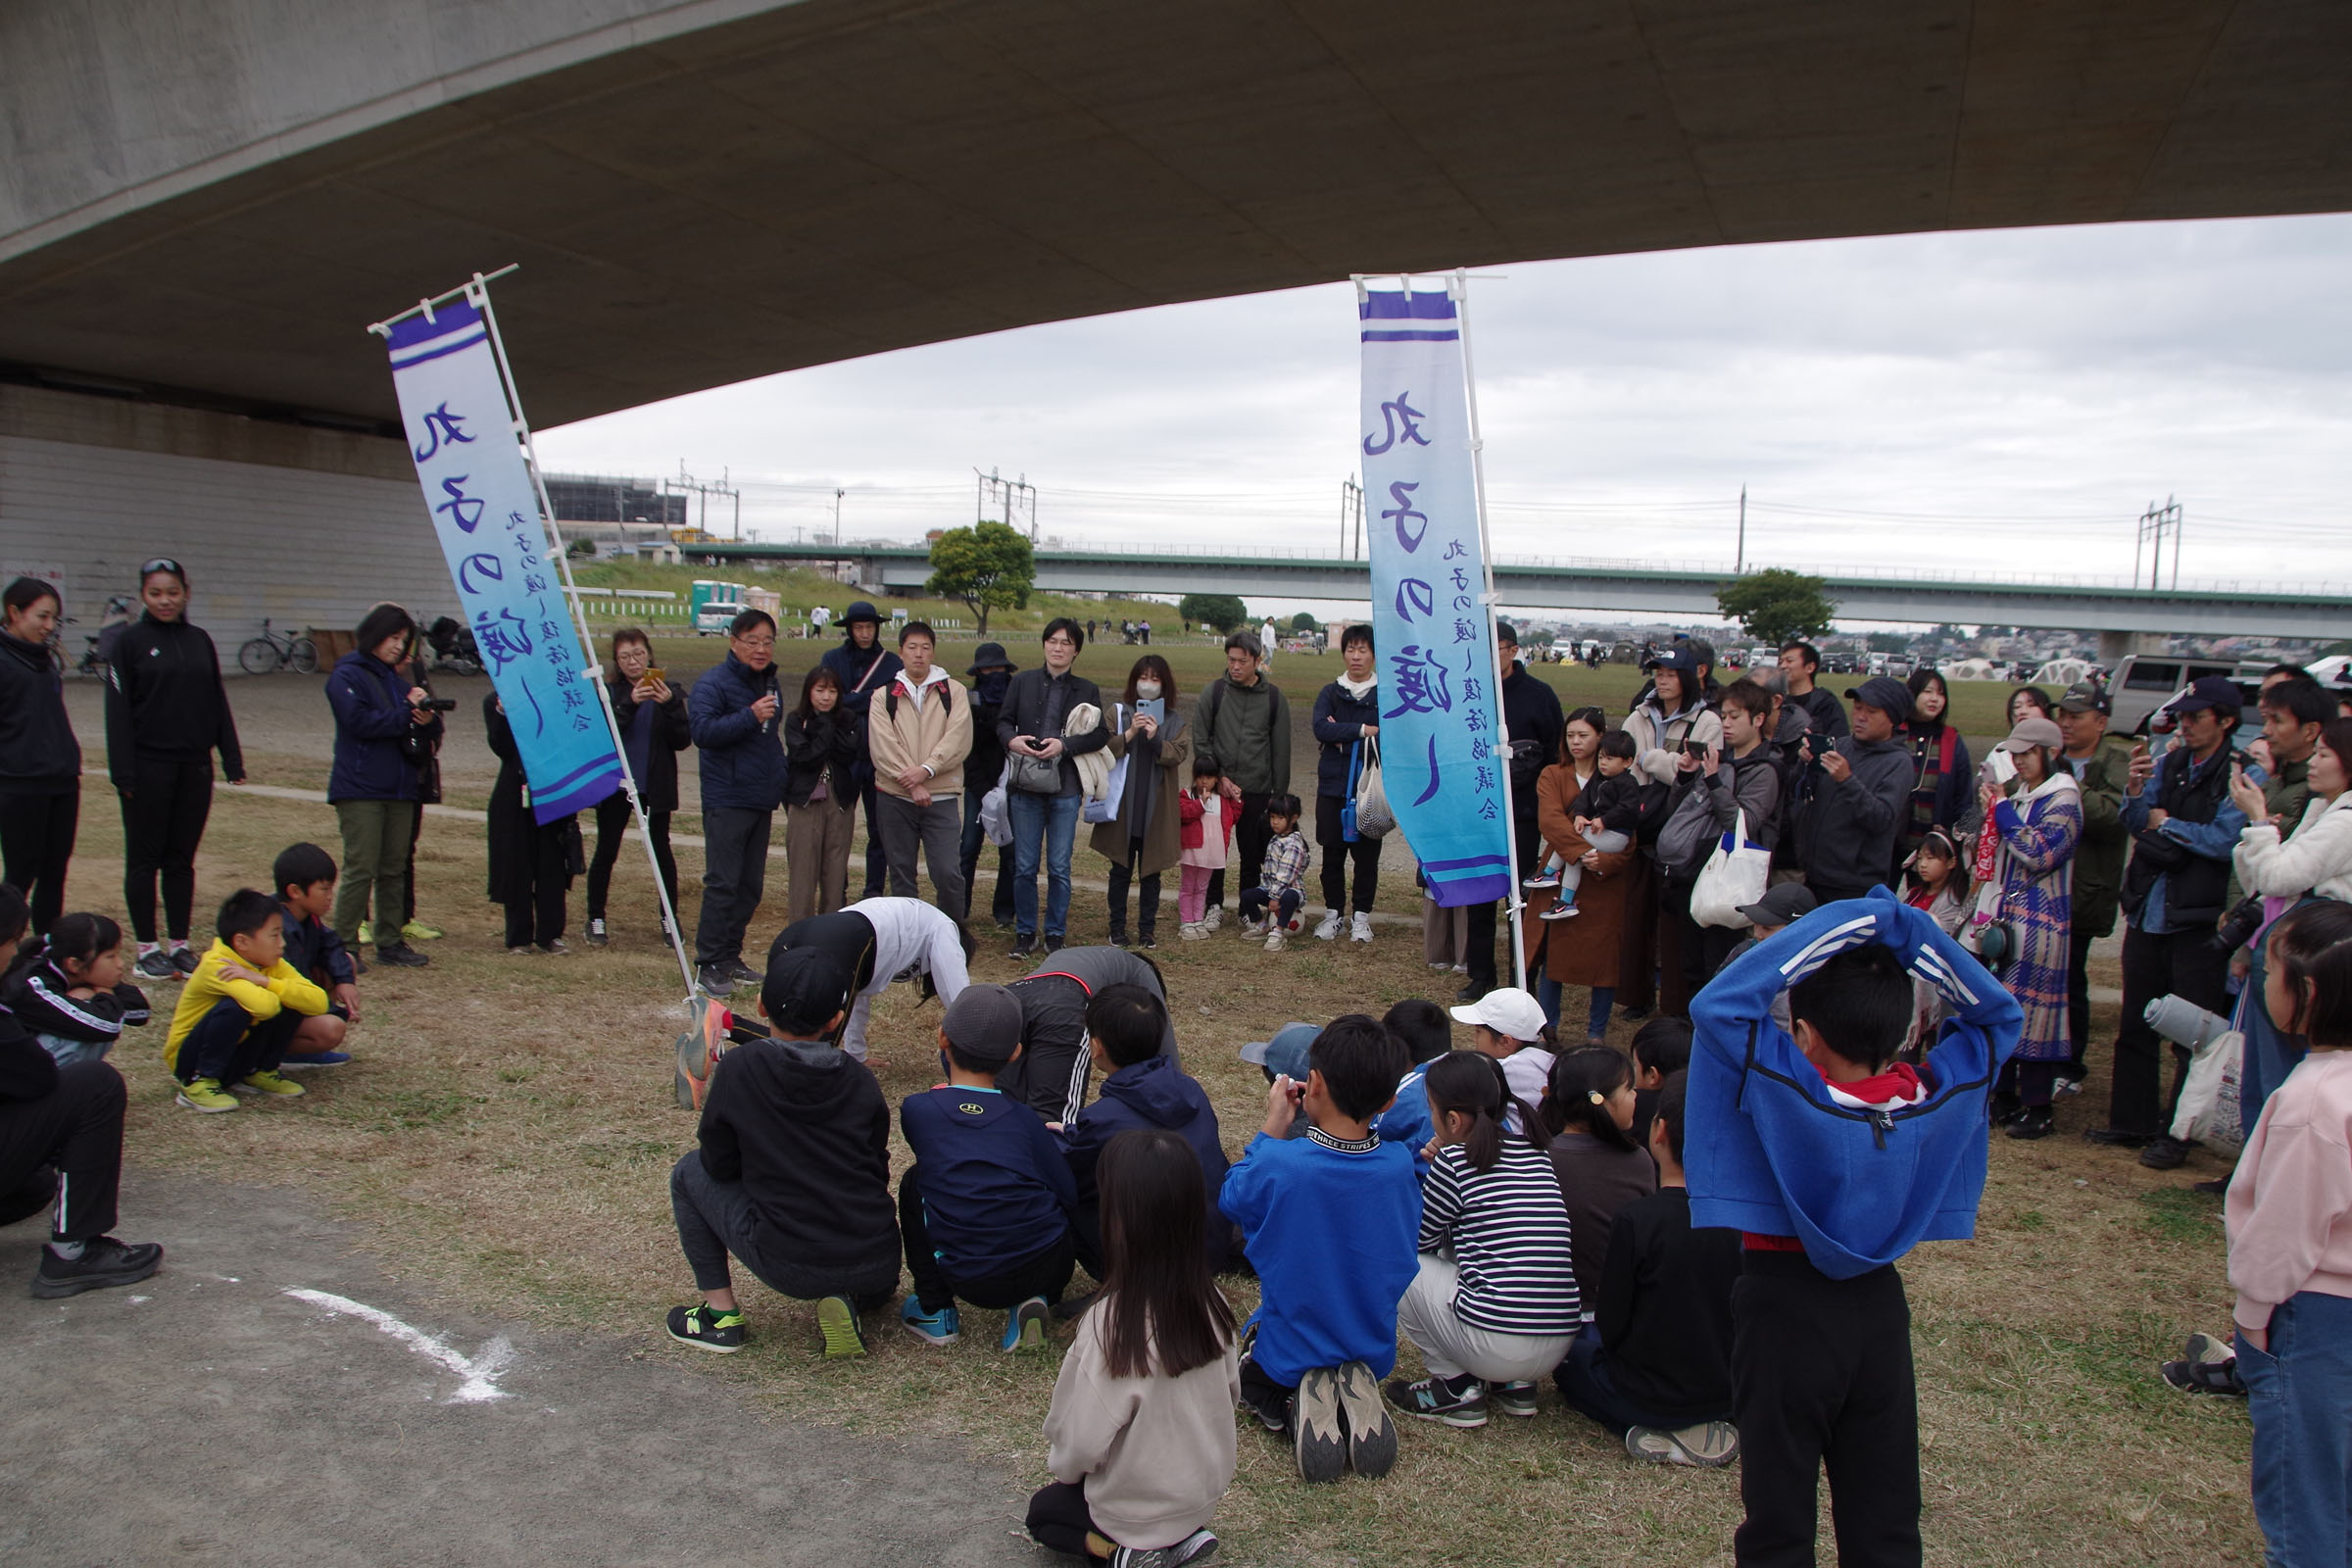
{"left": 975, "top": 671, "right": 1011, "bottom": 705}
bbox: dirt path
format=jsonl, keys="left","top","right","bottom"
{"left": 1, "top": 1171, "right": 1041, "bottom": 1568}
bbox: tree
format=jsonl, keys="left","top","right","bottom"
{"left": 924, "top": 520, "right": 1034, "bottom": 634}
{"left": 1288, "top": 611, "right": 1320, "bottom": 634}
{"left": 1865, "top": 630, "right": 1910, "bottom": 654}
{"left": 1716, "top": 569, "right": 1836, "bottom": 649}
{"left": 1178, "top": 593, "right": 1249, "bottom": 632}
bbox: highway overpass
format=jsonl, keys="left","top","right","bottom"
{"left": 674, "top": 541, "right": 2352, "bottom": 646}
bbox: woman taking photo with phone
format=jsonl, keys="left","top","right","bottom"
{"left": 586, "top": 629, "right": 690, "bottom": 947}
{"left": 324, "top": 603, "right": 440, "bottom": 969}
{"left": 106, "top": 559, "right": 244, "bottom": 982}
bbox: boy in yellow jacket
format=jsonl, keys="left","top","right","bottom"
{"left": 164, "top": 889, "right": 328, "bottom": 1112}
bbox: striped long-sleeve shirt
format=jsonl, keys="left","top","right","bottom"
{"left": 1419, "top": 1139, "right": 1582, "bottom": 1335}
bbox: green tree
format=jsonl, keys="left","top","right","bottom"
{"left": 1716, "top": 568, "right": 1836, "bottom": 649}
{"left": 924, "top": 520, "right": 1034, "bottom": 634}
{"left": 1178, "top": 593, "right": 1249, "bottom": 632}
{"left": 1865, "top": 631, "right": 1910, "bottom": 654}
{"left": 1288, "top": 611, "right": 1320, "bottom": 634}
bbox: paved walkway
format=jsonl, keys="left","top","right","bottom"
{"left": 1, "top": 1171, "right": 1039, "bottom": 1568}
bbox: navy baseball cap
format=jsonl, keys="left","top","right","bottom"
{"left": 1842, "top": 675, "right": 1914, "bottom": 722}
{"left": 1238, "top": 1022, "right": 1318, "bottom": 1080}
{"left": 2169, "top": 675, "right": 2244, "bottom": 715}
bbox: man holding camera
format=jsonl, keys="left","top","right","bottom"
{"left": 1790, "top": 675, "right": 1913, "bottom": 906}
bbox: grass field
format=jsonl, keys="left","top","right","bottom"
{"left": 68, "top": 645, "right": 2259, "bottom": 1567}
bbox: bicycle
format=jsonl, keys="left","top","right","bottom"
{"left": 238, "top": 618, "right": 318, "bottom": 675}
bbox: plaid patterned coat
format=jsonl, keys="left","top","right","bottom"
{"left": 1983, "top": 772, "right": 2083, "bottom": 1062}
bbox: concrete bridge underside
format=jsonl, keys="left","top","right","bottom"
{"left": 6, "top": 0, "right": 2352, "bottom": 430}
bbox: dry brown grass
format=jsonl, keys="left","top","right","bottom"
{"left": 65, "top": 667, "right": 2258, "bottom": 1566}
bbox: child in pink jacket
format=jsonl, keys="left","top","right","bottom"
{"left": 1177, "top": 759, "right": 1231, "bottom": 942}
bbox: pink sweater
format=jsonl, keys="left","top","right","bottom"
{"left": 2228, "top": 1050, "right": 2352, "bottom": 1332}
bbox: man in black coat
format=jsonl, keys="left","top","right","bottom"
{"left": 957, "top": 642, "right": 1019, "bottom": 928}
{"left": 1462, "top": 622, "right": 1564, "bottom": 1001}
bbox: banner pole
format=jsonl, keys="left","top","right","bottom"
{"left": 464, "top": 272, "right": 699, "bottom": 1003}
{"left": 1448, "top": 269, "right": 1527, "bottom": 992}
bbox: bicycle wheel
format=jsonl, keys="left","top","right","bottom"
{"left": 238, "top": 637, "right": 279, "bottom": 675}
{"left": 288, "top": 637, "right": 318, "bottom": 674}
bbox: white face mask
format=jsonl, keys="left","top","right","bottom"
{"left": 1136, "top": 680, "right": 1163, "bottom": 700}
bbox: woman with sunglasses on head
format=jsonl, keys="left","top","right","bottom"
{"left": 104, "top": 560, "right": 244, "bottom": 984}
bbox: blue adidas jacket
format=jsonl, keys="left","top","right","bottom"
{"left": 1686, "top": 889, "right": 2022, "bottom": 1280}
{"left": 901, "top": 1085, "right": 1075, "bottom": 1279}
{"left": 1219, "top": 1129, "right": 1419, "bottom": 1385}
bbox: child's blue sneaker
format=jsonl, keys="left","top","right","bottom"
{"left": 279, "top": 1051, "right": 353, "bottom": 1069}
{"left": 900, "top": 1297, "right": 960, "bottom": 1348}
{"left": 1001, "top": 1295, "right": 1049, "bottom": 1352}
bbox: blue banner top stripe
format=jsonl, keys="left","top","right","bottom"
{"left": 1360, "top": 329, "right": 1462, "bottom": 342}
{"left": 386, "top": 298, "right": 484, "bottom": 351}
{"left": 1358, "top": 290, "right": 1457, "bottom": 322}
{"left": 389, "top": 330, "right": 489, "bottom": 369}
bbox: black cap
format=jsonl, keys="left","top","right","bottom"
{"left": 1842, "top": 675, "right": 1914, "bottom": 722}
{"left": 942, "top": 984, "right": 1025, "bottom": 1062}
{"left": 1734, "top": 883, "right": 1817, "bottom": 928}
{"left": 2169, "top": 674, "right": 2244, "bottom": 715}
{"left": 760, "top": 948, "right": 853, "bottom": 1036}
{"left": 1645, "top": 645, "right": 1700, "bottom": 677}
{"left": 966, "top": 641, "right": 1016, "bottom": 675}
{"left": 842, "top": 600, "right": 881, "bottom": 626}
{"left": 2056, "top": 680, "right": 2110, "bottom": 716}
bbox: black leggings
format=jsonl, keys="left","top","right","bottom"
{"left": 587, "top": 792, "right": 679, "bottom": 922}
{"left": 120, "top": 758, "right": 213, "bottom": 943}
{"left": 0, "top": 788, "right": 77, "bottom": 934}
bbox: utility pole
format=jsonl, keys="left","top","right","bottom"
{"left": 2134, "top": 497, "right": 2183, "bottom": 590}
{"left": 1736, "top": 485, "right": 1747, "bottom": 573}
{"left": 832, "top": 487, "right": 844, "bottom": 547}
{"left": 974, "top": 467, "right": 1040, "bottom": 541}
{"left": 1340, "top": 476, "right": 1365, "bottom": 558}
{"left": 668, "top": 461, "right": 743, "bottom": 541}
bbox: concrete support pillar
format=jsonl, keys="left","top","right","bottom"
{"left": 2098, "top": 629, "right": 2168, "bottom": 662}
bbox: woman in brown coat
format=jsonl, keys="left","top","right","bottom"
{"left": 1092, "top": 654, "right": 1192, "bottom": 950}
{"left": 1534, "top": 708, "right": 1639, "bottom": 1046}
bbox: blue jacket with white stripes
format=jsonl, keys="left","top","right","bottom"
{"left": 1686, "top": 888, "right": 2022, "bottom": 1279}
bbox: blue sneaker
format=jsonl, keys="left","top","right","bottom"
{"left": 278, "top": 1051, "right": 353, "bottom": 1070}
{"left": 1001, "top": 1295, "right": 1049, "bottom": 1352}
{"left": 900, "top": 1297, "right": 960, "bottom": 1348}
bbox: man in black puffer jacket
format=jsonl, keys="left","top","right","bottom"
{"left": 1791, "top": 676, "right": 1912, "bottom": 905}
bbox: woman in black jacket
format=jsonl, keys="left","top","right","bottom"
{"left": 484, "top": 691, "right": 578, "bottom": 955}
{"left": 104, "top": 560, "right": 243, "bottom": 983}
{"left": 585, "top": 628, "right": 692, "bottom": 946}
{"left": 783, "top": 667, "right": 860, "bottom": 921}
{"left": 0, "top": 578, "right": 80, "bottom": 935}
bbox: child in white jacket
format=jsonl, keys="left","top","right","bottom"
{"left": 1028, "top": 1128, "right": 1237, "bottom": 1568}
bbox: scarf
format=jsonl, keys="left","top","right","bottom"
{"left": 1337, "top": 672, "right": 1376, "bottom": 701}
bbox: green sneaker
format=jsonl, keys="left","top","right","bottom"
{"left": 667, "top": 1302, "right": 746, "bottom": 1352}
{"left": 175, "top": 1078, "right": 239, "bottom": 1112}
{"left": 234, "top": 1070, "right": 306, "bottom": 1098}
{"left": 357, "top": 920, "right": 372, "bottom": 946}
{"left": 817, "top": 1295, "right": 866, "bottom": 1358}
{"left": 401, "top": 919, "right": 443, "bottom": 941}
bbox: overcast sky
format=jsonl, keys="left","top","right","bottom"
{"left": 537, "top": 212, "right": 2352, "bottom": 612}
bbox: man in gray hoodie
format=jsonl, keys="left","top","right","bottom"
{"left": 1793, "top": 675, "right": 1913, "bottom": 904}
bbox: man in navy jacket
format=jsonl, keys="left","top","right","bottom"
{"left": 689, "top": 609, "right": 787, "bottom": 995}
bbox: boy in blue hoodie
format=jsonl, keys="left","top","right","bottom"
{"left": 899, "top": 984, "right": 1077, "bottom": 1353}
{"left": 1060, "top": 983, "right": 1232, "bottom": 1275}
{"left": 1220, "top": 1013, "right": 1419, "bottom": 1484}
{"left": 1688, "top": 888, "right": 2021, "bottom": 1566}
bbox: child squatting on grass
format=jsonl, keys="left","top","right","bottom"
{"left": 2, "top": 911, "right": 150, "bottom": 1068}
{"left": 162, "top": 888, "right": 340, "bottom": 1112}
{"left": 272, "top": 841, "right": 362, "bottom": 1070}
{"left": 1026, "top": 1128, "right": 1237, "bottom": 1568}
{"left": 1688, "top": 887, "right": 2021, "bottom": 1566}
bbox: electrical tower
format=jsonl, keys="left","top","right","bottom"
{"left": 1340, "top": 477, "right": 1365, "bottom": 558}
{"left": 975, "top": 467, "right": 1039, "bottom": 541}
{"left": 665, "top": 462, "right": 742, "bottom": 540}
{"left": 2134, "top": 497, "right": 2183, "bottom": 590}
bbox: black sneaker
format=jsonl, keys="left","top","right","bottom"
{"left": 374, "top": 942, "right": 429, "bottom": 968}
{"left": 1988, "top": 1091, "right": 2022, "bottom": 1127}
{"left": 1454, "top": 979, "right": 1491, "bottom": 1004}
{"left": 1043, "top": 935, "right": 1065, "bottom": 955}
{"left": 1237, "top": 1378, "right": 1289, "bottom": 1434}
{"left": 2139, "top": 1134, "right": 2192, "bottom": 1171}
{"left": 30, "top": 1237, "right": 165, "bottom": 1298}
{"left": 725, "top": 957, "right": 764, "bottom": 988}
{"left": 2006, "top": 1105, "right": 2054, "bottom": 1140}
{"left": 2083, "top": 1127, "right": 2154, "bottom": 1149}
{"left": 1293, "top": 1368, "right": 1348, "bottom": 1483}
{"left": 1107, "top": 930, "right": 1130, "bottom": 951}
{"left": 1336, "top": 1360, "right": 1397, "bottom": 1475}
{"left": 665, "top": 1302, "right": 747, "bottom": 1352}
{"left": 697, "top": 964, "right": 740, "bottom": 997}
{"left": 586, "top": 917, "right": 610, "bottom": 947}
{"left": 170, "top": 947, "right": 200, "bottom": 978}
{"left": 1009, "top": 938, "right": 1037, "bottom": 960}
{"left": 1384, "top": 1370, "right": 1488, "bottom": 1428}
{"left": 1108, "top": 1531, "right": 1219, "bottom": 1568}
{"left": 134, "top": 950, "right": 177, "bottom": 984}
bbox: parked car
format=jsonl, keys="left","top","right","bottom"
{"left": 2108, "top": 654, "right": 2260, "bottom": 736}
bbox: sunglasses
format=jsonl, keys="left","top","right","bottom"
{"left": 139, "top": 559, "right": 185, "bottom": 581}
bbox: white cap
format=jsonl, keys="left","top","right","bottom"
{"left": 1448, "top": 987, "right": 1547, "bottom": 1043}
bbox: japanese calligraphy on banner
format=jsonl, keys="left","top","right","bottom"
{"left": 384, "top": 299, "right": 623, "bottom": 824}
{"left": 1359, "top": 286, "right": 1512, "bottom": 907}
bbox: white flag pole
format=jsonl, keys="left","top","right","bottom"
{"left": 453, "top": 270, "right": 699, "bottom": 1003}
{"left": 1448, "top": 269, "right": 1528, "bottom": 992}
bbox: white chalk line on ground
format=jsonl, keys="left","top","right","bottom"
{"left": 284, "top": 1288, "right": 514, "bottom": 1403}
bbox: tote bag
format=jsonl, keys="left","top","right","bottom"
{"left": 1690, "top": 808, "right": 1773, "bottom": 928}
{"left": 1346, "top": 735, "right": 1394, "bottom": 840}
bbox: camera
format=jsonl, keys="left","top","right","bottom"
{"left": 2143, "top": 994, "right": 2232, "bottom": 1054}
{"left": 417, "top": 697, "right": 458, "bottom": 711}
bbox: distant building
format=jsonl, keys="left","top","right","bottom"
{"left": 544, "top": 473, "right": 689, "bottom": 528}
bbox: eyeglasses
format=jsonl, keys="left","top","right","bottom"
{"left": 735, "top": 634, "right": 776, "bottom": 649}
{"left": 139, "top": 559, "right": 184, "bottom": 580}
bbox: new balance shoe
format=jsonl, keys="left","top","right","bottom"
{"left": 1314, "top": 910, "right": 1344, "bottom": 942}
{"left": 1292, "top": 1368, "right": 1348, "bottom": 1483}
{"left": 1108, "top": 1531, "right": 1219, "bottom": 1568}
{"left": 666, "top": 1302, "right": 746, "bottom": 1352}
{"left": 1384, "top": 1371, "right": 1487, "bottom": 1428}
{"left": 586, "top": 917, "right": 610, "bottom": 948}
{"left": 278, "top": 1051, "right": 353, "bottom": 1070}
{"left": 1336, "top": 1360, "right": 1397, "bottom": 1475}
{"left": 30, "top": 1237, "right": 165, "bottom": 1299}
{"left": 175, "top": 1078, "right": 238, "bottom": 1112}
{"left": 1627, "top": 1420, "right": 1740, "bottom": 1468}
{"left": 134, "top": 950, "right": 178, "bottom": 984}
{"left": 1490, "top": 1379, "right": 1540, "bottom": 1419}
{"left": 232, "top": 1071, "right": 305, "bottom": 1098}
{"left": 1002, "top": 1295, "right": 1050, "bottom": 1351}
{"left": 816, "top": 1295, "right": 866, "bottom": 1358}
{"left": 170, "top": 946, "right": 200, "bottom": 978}
{"left": 1349, "top": 912, "right": 1373, "bottom": 944}
{"left": 901, "top": 1297, "right": 961, "bottom": 1348}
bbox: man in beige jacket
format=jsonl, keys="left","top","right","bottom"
{"left": 868, "top": 621, "right": 973, "bottom": 917}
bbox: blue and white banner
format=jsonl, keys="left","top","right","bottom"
{"left": 1359, "top": 285, "right": 1512, "bottom": 906}
{"left": 384, "top": 298, "right": 622, "bottom": 824}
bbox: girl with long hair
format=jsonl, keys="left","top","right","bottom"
{"left": 784, "top": 666, "right": 859, "bottom": 920}
{"left": 1092, "top": 654, "right": 1190, "bottom": 950}
{"left": 1028, "top": 1128, "right": 1236, "bottom": 1568}
{"left": 1897, "top": 668, "right": 1973, "bottom": 884}
{"left": 0, "top": 912, "right": 148, "bottom": 1068}
{"left": 1543, "top": 1046, "right": 1658, "bottom": 1299}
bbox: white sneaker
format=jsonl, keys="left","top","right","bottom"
{"left": 1204, "top": 906, "right": 1224, "bottom": 931}
{"left": 1349, "top": 912, "right": 1373, "bottom": 943}
{"left": 1450, "top": 961, "right": 1468, "bottom": 974}
{"left": 1265, "top": 928, "right": 1288, "bottom": 951}
{"left": 1241, "top": 918, "right": 1265, "bottom": 938}
{"left": 1180, "top": 921, "right": 1209, "bottom": 942}
{"left": 1314, "top": 910, "right": 1343, "bottom": 942}
{"left": 1539, "top": 902, "right": 1580, "bottom": 921}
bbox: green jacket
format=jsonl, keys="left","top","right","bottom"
{"left": 2066, "top": 734, "right": 2136, "bottom": 939}
{"left": 1195, "top": 673, "right": 1291, "bottom": 797}
{"left": 2265, "top": 753, "right": 2312, "bottom": 837}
